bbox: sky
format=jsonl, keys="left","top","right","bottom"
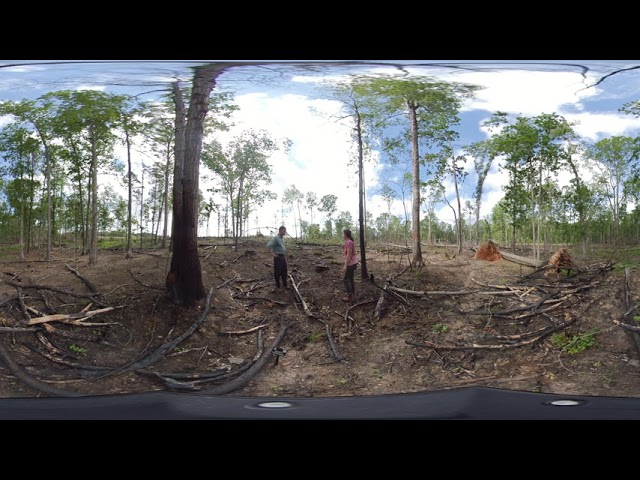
{"left": 2, "top": 60, "right": 640, "bottom": 237}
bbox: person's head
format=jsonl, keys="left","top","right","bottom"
{"left": 278, "top": 226, "right": 287, "bottom": 237}
{"left": 343, "top": 229, "right": 353, "bottom": 241}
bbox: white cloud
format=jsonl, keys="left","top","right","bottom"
{"left": 209, "top": 92, "right": 376, "bottom": 232}
{"left": 566, "top": 112, "right": 640, "bottom": 141}
{"left": 88, "top": 64, "right": 640, "bottom": 234}
{"left": 460, "top": 70, "right": 599, "bottom": 116}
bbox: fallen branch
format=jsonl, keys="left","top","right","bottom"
{"left": 324, "top": 321, "right": 344, "bottom": 362}
{"left": 27, "top": 306, "right": 120, "bottom": 325}
{"left": 65, "top": 264, "right": 98, "bottom": 293}
{"left": 216, "top": 276, "right": 238, "bottom": 289}
{"left": 196, "top": 321, "right": 291, "bottom": 395}
{"left": 129, "top": 270, "right": 163, "bottom": 290}
{"left": 0, "top": 337, "right": 84, "bottom": 397}
{"left": 219, "top": 324, "right": 268, "bottom": 335}
{"left": 0, "top": 326, "right": 39, "bottom": 333}
{"left": 613, "top": 319, "right": 640, "bottom": 333}
{"left": 372, "top": 290, "right": 386, "bottom": 322}
{"left": 288, "top": 273, "right": 314, "bottom": 317}
{"left": 344, "top": 299, "right": 376, "bottom": 329}
{"left": 620, "top": 267, "right": 640, "bottom": 358}
{"left": 406, "top": 316, "right": 576, "bottom": 351}
{"left": 91, "top": 287, "right": 215, "bottom": 380}
{"left": 4, "top": 280, "right": 107, "bottom": 306}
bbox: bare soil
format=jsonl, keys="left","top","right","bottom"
{"left": 1, "top": 240, "right": 639, "bottom": 400}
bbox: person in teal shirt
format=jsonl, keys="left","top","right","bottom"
{"left": 266, "top": 226, "right": 288, "bottom": 288}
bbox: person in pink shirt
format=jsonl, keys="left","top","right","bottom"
{"left": 342, "top": 229, "right": 358, "bottom": 302}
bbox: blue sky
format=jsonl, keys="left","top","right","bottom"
{"left": 2, "top": 60, "right": 640, "bottom": 235}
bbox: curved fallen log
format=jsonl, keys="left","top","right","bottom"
{"left": 23, "top": 342, "right": 113, "bottom": 373}
{"left": 0, "top": 336, "right": 84, "bottom": 397}
{"left": 196, "top": 320, "right": 292, "bottom": 395}
{"left": 90, "top": 287, "right": 214, "bottom": 380}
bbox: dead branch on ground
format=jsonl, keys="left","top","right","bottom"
{"left": 4, "top": 280, "right": 108, "bottom": 306}
{"left": 288, "top": 273, "right": 315, "bottom": 318}
{"left": 89, "top": 287, "right": 215, "bottom": 380}
{"left": 129, "top": 270, "right": 164, "bottom": 290}
{"left": 406, "top": 315, "right": 576, "bottom": 351}
{"left": 0, "top": 336, "right": 84, "bottom": 397}
{"left": 65, "top": 264, "right": 98, "bottom": 293}
{"left": 616, "top": 267, "right": 640, "bottom": 358}
{"left": 26, "top": 306, "right": 121, "bottom": 325}
{"left": 219, "top": 324, "right": 269, "bottom": 335}
{"left": 196, "top": 320, "right": 291, "bottom": 395}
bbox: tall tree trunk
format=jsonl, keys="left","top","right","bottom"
{"left": 46, "top": 150, "right": 52, "bottom": 259}
{"left": 355, "top": 111, "right": 369, "bottom": 279}
{"left": 139, "top": 166, "right": 144, "bottom": 249}
{"left": 27, "top": 153, "right": 36, "bottom": 254}
{"left": 34, "top": 128, "right": 53, "bottom": 261}
{"left": 89, "top": 128, "right": 99, "bottom": 266}
{"left": 408, "top": 101, "right": 423, "bottom": 267}
{"left": 125, "top": 128, "right": 134, "bottom": 259}
{"left": 19, "top": 173, "right": 25, "bottom": 261}
{"left": 162, "top": 144, "right": 171, "bottom": 249}
{"left": 167, "top": 65, "right": 226, "bottom": 306}
{"left": 452, "top": 162, "right": 463, "bottom": 254}
{"left": 84, "top": 169, "right": 92, "bottom": 255}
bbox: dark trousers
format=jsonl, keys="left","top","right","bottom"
{"left": 343, "top": 264, "right": 356, "bottom": 296}
{"left": 274, "top": 254, "right": 288, "bottom": 287}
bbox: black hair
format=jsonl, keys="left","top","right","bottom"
{"left": 343, "top": 229, "right": 353, "bottom": 241}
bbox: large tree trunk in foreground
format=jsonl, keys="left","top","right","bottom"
{"left": 167, "top": 64, "right": 228, "bottom": 307}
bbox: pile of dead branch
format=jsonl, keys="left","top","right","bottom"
{"left": 402, "top": 261, "right": 616, "bottom": 353}
{"left": 0, "top": 267, "right": 290, "bottom": 397}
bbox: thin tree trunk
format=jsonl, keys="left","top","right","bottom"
{"left": 408, "top": 101, "right": 423, "bottom": 267}
{"left": 89, "top": 128, "right": 98, "bottom": 266}
{"left": 162, "top": 144, "right": 171, "bottom": 249}
{"left": 355, "top": 110, "right": 368, "bottom": 279}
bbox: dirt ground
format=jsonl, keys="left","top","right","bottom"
{"left": 1, "top": 238, "right": 639, "bottom": 401}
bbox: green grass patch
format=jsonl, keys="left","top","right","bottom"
{"left": 551, "top": 330, "right": 597, "bottom": 355}
{"left": 305, "top": 332, "right": 325, "bottom": 343}
{"left": 432, "top": 323, "right": 449, "bottom": 334}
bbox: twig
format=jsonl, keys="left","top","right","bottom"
{"left": 219, "top": 324, "right": 268, "bottom": 335}
{"left": 65, "top": 263, "right": 98, "bottom": 293}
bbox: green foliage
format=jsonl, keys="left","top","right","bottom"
{"left": 634, "top": 316, "right": 640, "bottom": 324}
{"left": 432, "top": 323, "right": 449, "bottom": 334}
{"left": 306, "top": 332, "right": 325, "bottom": 343}
{"left": 551, "top": 330, "right": 597, "bottom": 354}
{"left": 98, "top": 237, "right": 126, "bottom": 248}
{"left": 68, "top": 344, "right": 87, "bottom": 355}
